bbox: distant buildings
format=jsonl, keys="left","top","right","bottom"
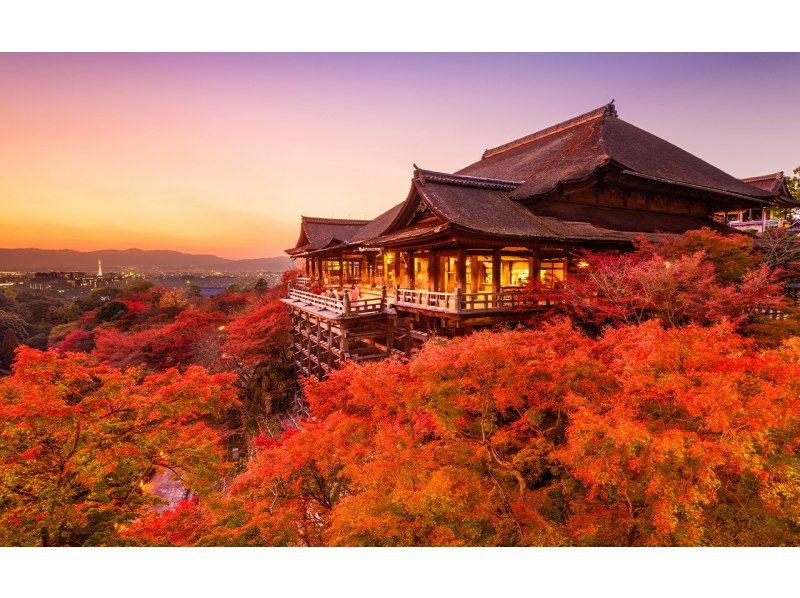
{"left": 27, "top": 271, "right": 122, "bottom": 295}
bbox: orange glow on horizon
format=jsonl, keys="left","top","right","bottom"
{"left": 2, "top": 54, "right": 799, "bottom": 259}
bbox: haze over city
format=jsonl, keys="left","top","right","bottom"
{"left": 1, "top": 53, "right": 798, "bottom": 259}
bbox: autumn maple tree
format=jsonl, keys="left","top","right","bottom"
{"left": 556, "top": 229, "right": 788, "bottom": 330}
{"left": 128, "top": 318, "right": 800, "bottom": 547}
{"left": 0, "top": 347, "right": 237, "bottom": 546}
{"left": 4, "top": 254, "right": 799, "bottom": 547}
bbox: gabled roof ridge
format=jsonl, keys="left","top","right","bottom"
{"left": 481, "top": 101, "right": 617, "bottom": 160}
{"left": 301, "top": 215, "right": 370, "bottom": 225}
{"left": 414, "top": 166, "right": 522, "bottom": 190}
{"left": 741, "top": 172, "right": 784, "bottom": 183}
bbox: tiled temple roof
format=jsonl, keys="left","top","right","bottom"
{"left": 287, "top": 102, "right": 787, "bottom": 257}
{"left": 458, "top": 101, "right": 775, "bottom": 202}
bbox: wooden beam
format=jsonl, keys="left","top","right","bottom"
{"left": 408, "top": 250, "right": 415, "bottom": 290}
{"left": 456, "top": 249, "right": 467, "bottom": 291}
{"left": 529, "top": 248, "right": 540, "bottom": 286}
{"left": 470, "top": 253, "right": 479, "bottom": 292}
{"left": 430, "top": 250, "right": 440, "bottom": 292}
{"left": 340, "top": 322, "right": 349, "bottom": 358}
{"left": 492, "top": 248, "right": 501, "bottom": 293}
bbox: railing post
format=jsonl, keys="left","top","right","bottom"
{"left": 343, "top": 291, "right": 351, "bottom": 316}
{"left": 454, "top": 287, "right": 463, "bottom": 313}
{"left": 381, "top": 284, "right": 387, "bottom": 309}
{"left": 395, "top": 285, "right": 399, "bottom": 305}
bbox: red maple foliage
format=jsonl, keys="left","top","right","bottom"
{"left": 561, "top": 251, "right": 785, "bottom": 328}
{"left": 92, "top": 308, "right": 228, "bottom": 369}
{"left": 129, "top": 319, "right": 800, "bottom": 547}
{"left": 0, "top": 347, "right": 237, "bottom": 546}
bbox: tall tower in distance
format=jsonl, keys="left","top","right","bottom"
{"left": 97, "top": 259, "right": 103, "bottom": 277}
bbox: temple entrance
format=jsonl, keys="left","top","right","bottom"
{"left": 412, "top": 255, "right": 429, "bottom": 289}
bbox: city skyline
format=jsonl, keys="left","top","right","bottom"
{"left": 2, "top": 53, "right": 799, "bottom": 259}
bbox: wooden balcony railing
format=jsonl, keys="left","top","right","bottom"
{"left": 286, "top": 287, "right": 386, "bottom": 316}
{"left": 393, "top": 287, "right": 540, "bottom": 313}
{"left": 287, "top": 284, "right": 541, "bottom": 317}
{"left": 395, "top": 288, "right": 460, "bottom": 311}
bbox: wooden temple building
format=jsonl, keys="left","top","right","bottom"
{"left": 282, "top": 101, "right": 795, "bottom": 379}
{"left": 715, "top": 172, "right": 799, "bottom": 233}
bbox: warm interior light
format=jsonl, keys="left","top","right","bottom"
{"left": 577, "top": 260, "right": 590, "bottom": 268}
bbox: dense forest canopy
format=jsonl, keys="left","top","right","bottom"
{"left": 2, "top": 229, "right": 800, "bottom": 546}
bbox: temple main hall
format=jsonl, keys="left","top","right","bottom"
{"left": 282, "top": 101, "right": 797, "bottom": 379}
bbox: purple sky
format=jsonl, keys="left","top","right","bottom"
{"left": 1, "top": 53, "right": 798, "bottom": 257}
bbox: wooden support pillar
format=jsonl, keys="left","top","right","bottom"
{"left": 317, "top": 257, "right": 324, "bottom": 285}
{"left": 408, "top": 251, "right": 415, "bottom": 290}
{"left": 343, "top": 290, "right": 351, "bottom": 316}
{"left": 470, "top": 253, "right": 479, "bottom": 292}
{"left": 315, "top": 315, "right": 322, "bottom": 374}
{"left": 386, "top": 316, "right": 395, "bottom": 353}
{"left": 327, "top": 325, "right": 334, "bottom": 370}
{"left": 492, "top": 248, "right": 501, "bottom": 293}
{"left": 430, "top": 250, "right": 440, "bottom": 292}
{"left": 393, "top": 251, "right": 401, "bottom": 287}
{"left": 366, "top": 254, "right": 374, "bottom": 286}
{"left": 456, "top": 248, "right": 467, "bottom": 291}
{"left": 340, "top": 322, "right": 349, "bottom": 358}
{"left": 454, "top": 286, "right": 463, "bottom": 313}
{"left": 338, "top": 255, "right": 344, "bottom": 289}
{"left": 529, "top": 249, "right": 540, "bottom": 286}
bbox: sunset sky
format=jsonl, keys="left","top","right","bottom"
{"left": 1, "top": 53, "right": 798, "bottom": 259}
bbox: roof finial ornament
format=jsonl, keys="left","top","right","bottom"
{"left": 413, "top": 163, "right": 426, "bottom": 185}
{"left": 606, "top": 99, "right": 617, "bottom": 117}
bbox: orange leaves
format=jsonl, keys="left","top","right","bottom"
{"left": 0, "top": 347, "right": 238, "bottom": 546}
{"left": 221, "top": 298, "right": 290, "bottom": 367}
{"left": 122, "top": 498, "right": 210, "bottom": 547}
{"left": 198, "top": 319, "right": 800, "bottom": 546}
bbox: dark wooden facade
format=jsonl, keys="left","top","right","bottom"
{"left": 283, "top": 101, "right": 792, "bottom": 380}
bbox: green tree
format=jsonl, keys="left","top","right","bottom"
{"left": 0, "top": 347, "right": 238, "bottom": 546}
{"left": 786, "top": 166, "right": 800, "bottom": 199}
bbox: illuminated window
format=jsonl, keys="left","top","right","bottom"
{"left": 472, "top": 255, "right": 493, "bottom": 291}
{"left": 539, "top": 258, "right": 566, "bottom": 287}
{"left": 501, "top": 255, "right": 530, "bottom": 287}
{"left": 414, "top": 256, "right": 429, "bottom": 288}
{"left": 383, "top": 253, "right": 396, "bottom": 286}
{"left": 438, "top": 254, "right": 459, "bottom": 292}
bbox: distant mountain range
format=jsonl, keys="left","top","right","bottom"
{"left": 0, "top": 248, "right": 294, "bottom": 273}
